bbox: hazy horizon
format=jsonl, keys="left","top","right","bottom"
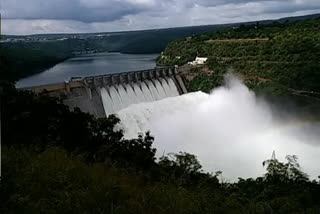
{"left": 1, "top": 12, "right": 319, "bottom": 36}
{"left": 1, "top": 0, "right": 319, "bottom": 35}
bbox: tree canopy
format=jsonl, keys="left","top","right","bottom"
{"left": 157, "top": 18, "right": 320, "bottom": 96}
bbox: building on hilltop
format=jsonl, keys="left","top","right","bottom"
{"left": 188, "top": 57, "right": 208, "bottom": 65}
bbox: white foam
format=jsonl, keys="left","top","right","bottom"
{"left": 100, "top": 77, "right": 181, "bottom": 114}
{"left": 117, "top": 75, "right": 320, "bottom": 181}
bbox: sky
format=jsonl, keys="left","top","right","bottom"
{"left": 1, "top": 0, "right": 319, "bottom": 35}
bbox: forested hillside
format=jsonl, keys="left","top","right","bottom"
{"left": 1, "top": 17, "right": 320, "bottom": 213}
{"left": 0, "top": 25, "right": 225, "bottom": 81}
{"left": 157, "top": 17, "right": 320, "bottom": 96}
{"left": 1, "top": 40, "right": 81, "bottom": 79}
{"left": 2, "top": 14, "right": 318, "bottom": 82}
{"left": 1, "top": 59, "right": 320, "bottom": 213}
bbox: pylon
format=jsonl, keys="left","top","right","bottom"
{"left": 271, "top": 150, "right": 276, "bottom": 160}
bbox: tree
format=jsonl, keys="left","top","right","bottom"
{"left": 159, "top": 152, "right": 202, "bottom": 174}
{"left": 263, "top": 155, "right": 309, "bottom": 183}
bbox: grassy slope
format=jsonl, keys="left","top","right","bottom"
{"left": 157, "top": 18, "right": 320, "bottom": 96}
{"left": 0, "top": 39, "right": 84, "bottom": 80}
{"left": 0, "top": 25, "right": 224, "bottom": 81}
{"left": 2, "top": 14, "right": 318, "bottom": 82}
{"left": 1, "top": 17, "right": 320, "bottom": 213}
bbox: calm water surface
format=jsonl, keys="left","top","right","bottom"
{"left": 17, "top": 52, "right": 158, "bottom": 88}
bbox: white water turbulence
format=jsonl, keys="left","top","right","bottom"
{"left": 117, "top": 74, "right": 320, "bottom": 181}
{"left": 100, "top": 77, "right": 180, "bottom": 115}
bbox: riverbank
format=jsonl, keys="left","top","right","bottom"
{"left": 16, "top": 52, "right": 159, "bottom": 88}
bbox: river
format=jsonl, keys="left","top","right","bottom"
{"left": 16, "top": 52, "right": 159, "bottom": 88}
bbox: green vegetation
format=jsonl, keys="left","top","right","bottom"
{"left": 2, "top": 14, "right": 318, "bottom": 82}
{"left": 1, "top": 14, "right": 320, "bottom": 213}
{"left": 1, "top": 45, "right": 320, "bottom": 213}
{"left": 3, "top": 145, "right": 320, "bottom": 214}
{"left": 0, "top": 39, "right": 88, "bottom": 80}
{"left": 157, "top": 18, "right": 320, "bottom": 95}
{"left": 1, "top": 25, "right": 224, "bottom": 81}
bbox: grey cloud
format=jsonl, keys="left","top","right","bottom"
{"left": 171, "top": 0, "right": 275, "bottom": 9}
{"left": 2, "top": 0, "right": 319, "bottom": 35}
{"left": 262, "top": 0, "right": 320, "bottom": 14}
{"left": 3, "top": 0, "right": 319, "bottom": 23}
{"left": 3, "top": 0, "right": 147, "bottom": 22}
{"left": 194, "top": 0, "right": 270, "bottom": 7}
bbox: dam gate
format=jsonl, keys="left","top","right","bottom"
{"left": 23, "top": 67, "right": 188, "bottom": 117}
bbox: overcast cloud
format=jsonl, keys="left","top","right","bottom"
{"left": 1, "top": 0, "right": 319, "bottom": 35}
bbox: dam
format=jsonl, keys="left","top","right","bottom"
{"left": 23, "top": 67, "right": 188, "bottom": 117}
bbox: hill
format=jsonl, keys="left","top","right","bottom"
{"left": 1, "top": 15, "right": 320, "bottom": 213}
{"left": 1, "top": 52, "right": 320, "bottom": 213}
{"left": 156, "top": 16, "right": 320, "bottom": 98}
{"left": 1, "top": 13, "right": 319, "bottom": 81}
{"left": 0, "top": 25, "right": 225, "bottom": 81}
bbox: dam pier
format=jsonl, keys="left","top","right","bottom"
{"left": 22, "top": 67, "right": 188, "bottom": 117}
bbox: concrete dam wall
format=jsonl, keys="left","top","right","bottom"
{"left": 23, "top": 67, "right": 188, "bottom": 117}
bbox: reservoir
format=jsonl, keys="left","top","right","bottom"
{"left": 16, "top": 52, "right": 159, "bottom": 88}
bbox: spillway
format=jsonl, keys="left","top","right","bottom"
{"left": 100, "top": 77, "right": 182, "bottom": 115}
{"left": 22, "top": 67, "right": 188, "bottom": 117}
{"left": 116, "top": 91, "right": 209, "bottom": 139}
{"left": 116, "top": 76, "right": 320, "bottom": 181}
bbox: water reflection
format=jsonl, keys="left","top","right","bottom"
{"left": 17, "top": 52, "right": 158, "bottom": 88}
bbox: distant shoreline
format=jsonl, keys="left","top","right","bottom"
{"left": 16, "top": 52, "right": 159, "bottom": 88}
